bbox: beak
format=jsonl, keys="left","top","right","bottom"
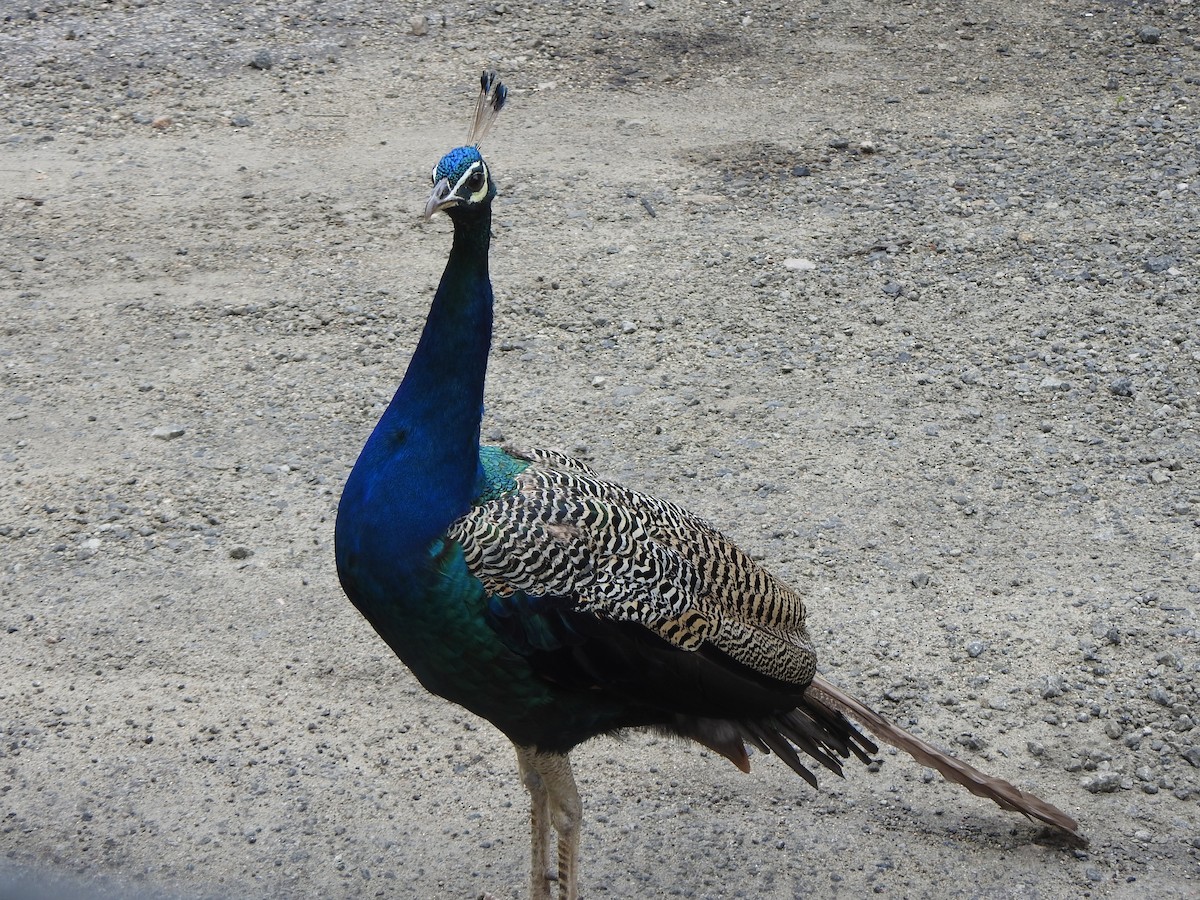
{"left": 424, "top": 177, "right": 457, "bottom": 220}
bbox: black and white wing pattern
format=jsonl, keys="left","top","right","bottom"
{"left": 449, "top": 447, "right": 818, "bottom": 689}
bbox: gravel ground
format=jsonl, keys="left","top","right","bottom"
{"left": 2, "top": 0, "right": 1198, "bottom": 897}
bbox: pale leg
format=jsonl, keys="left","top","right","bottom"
{"left": 516, "top": 744, "right": 555, "bottom": 900}
{"left": 516, "top": 745, "right": 582, "bottom": 900}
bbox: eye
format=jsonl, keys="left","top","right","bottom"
{"left": 465, "top": 169, "right": 486, "bottom": 192}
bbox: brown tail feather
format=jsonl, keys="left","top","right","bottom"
{"left": 808, "top": 675, "right": 1087, "bottom": 847}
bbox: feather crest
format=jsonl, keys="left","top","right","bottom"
{"left": 469, "top": 70, "right": 508, "bottom": 146}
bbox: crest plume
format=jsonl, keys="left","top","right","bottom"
{"left": 469, "top": 70, "right": 508, "bottom": 146}
{"left": 468, "top": 69, "right": 506, "bottom": 146}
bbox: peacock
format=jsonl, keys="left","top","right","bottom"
{"left": 334, "top": 72, "right": 1084, "bottom": 900}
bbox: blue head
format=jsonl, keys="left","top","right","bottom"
{"left": 424, "top": 71, "right": 507, "bottom": 221}
{"left": 424, "top": 145, "right": 495, "bottom": 220}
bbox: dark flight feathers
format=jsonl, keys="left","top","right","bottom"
{"left": 451, "top": 446, "right": 1085, "bottom": 846}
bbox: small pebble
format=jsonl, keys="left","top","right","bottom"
{"left": 1040, "top": 675, "right": 1066, "bottom": 699}
{"left": 409, "top": 15, "right": 428, "bottom": 36}
{"left": 1149, "top": 685, "right": 1172, "bottom": 706}
{"left": 1136, "top": 26, "right": 1161, "bottom": 45}
{"left": 1109, "top": 376, "right": 1134, "bottom": 397}
{"left": 966, "top": 640, "right": 986, "bottom": 658}
{"left": 152, "top": 425, "right": 184, "bottom": 440}
{"left": 249, "top": 49, "right": 273, "bottom": 70}
{"left": 784, "top": 258, "right": 816, "bottom": 271}
{"left": 1081, "top": 772, "right": 1122, "bottom": 793}
{"left": 955, "top": 733, "right": 986, "bottom": 751}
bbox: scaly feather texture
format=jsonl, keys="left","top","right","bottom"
{"left": 335, "top": 71, "right": 1085, "bottom": 900}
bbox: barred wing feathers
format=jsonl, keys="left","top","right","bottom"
{"left": 450, "top": 448, "right": 818, "bottom": 688}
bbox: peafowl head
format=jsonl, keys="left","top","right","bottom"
{"left": 425, "top": 71, "right": 508, "bottom": 221}
{"left": 425, "top": 145, "right": 494, "bottom": 219}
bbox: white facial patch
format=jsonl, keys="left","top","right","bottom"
{"left": 449, "top": 160, "right": 490, "bottom": 204}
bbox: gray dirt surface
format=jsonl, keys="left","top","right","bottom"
{"left": 2, "top": 0, "right": 1198, "bottom": 897}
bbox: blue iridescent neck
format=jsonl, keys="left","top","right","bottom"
{"left": 392, "top": 203, "right": 493, "bottom": 439}
{"left": 342, "top": 203, "right": 493, "bottom": 559}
